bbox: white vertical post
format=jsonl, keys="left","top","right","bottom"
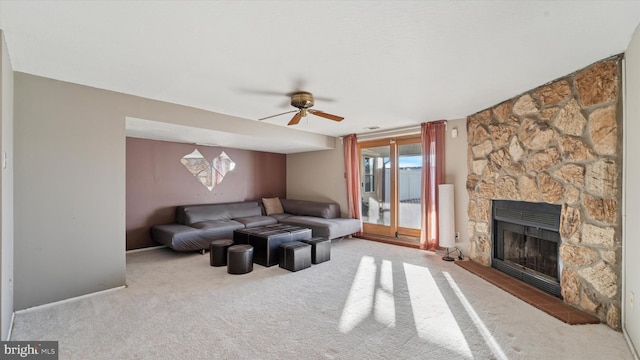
{"left": 438, "top": 184, "right": 455, "bottom": 248}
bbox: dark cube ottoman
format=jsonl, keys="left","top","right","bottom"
{"left": 210, "top": 239, "right": 234, "bottom": 267}
{"left": 301, "top": 237, "right": 331, "bottom": 264}
{"left": 234, "top": 225, "right": 311, "bottom": 267}
{"left": 279, "top": 241, "right": 311, "bottom": 272}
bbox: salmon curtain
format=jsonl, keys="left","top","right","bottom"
{"left": 343, "top": 134, "right": 362, "bottom": 236}
{"left": 420, "top": 121, "right": 446, "bottom": 250}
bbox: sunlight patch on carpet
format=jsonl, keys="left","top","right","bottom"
{"left": 443, "top": 271, "right": 508, "bottom": 360}
{"left": 404, "top": 263, "right": 472, "bottom": 359}
{"left": 374, "top": 259, "right": 395, "bottom": 328}
{"left": 339, "top": 256, "right": 396, "bottom": 332}
{"left": 339, "top": 256, "right": 377, "bottom": 333}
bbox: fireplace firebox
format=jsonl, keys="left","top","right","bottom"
{"left": 492, "top": 200, "right": 562, "bottom": 298}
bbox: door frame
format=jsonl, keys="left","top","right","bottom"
{"left": 358, "top": 135, "right": 422, "bottom": 239}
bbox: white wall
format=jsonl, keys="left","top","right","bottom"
{"left": 624, "top": 23, "right": 640, "bottom": 356}
{"left": 444, "top": 118, "right": 469, "bottom": 256}
{"left": 0, "top": 30, "right": 14, "bottom": 340}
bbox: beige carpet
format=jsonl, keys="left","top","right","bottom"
{"left": 10, "top": 239, "right": 634, "bottom": 359}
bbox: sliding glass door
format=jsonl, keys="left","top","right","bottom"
{"left": 359, "top": 136, "right": 422, "bottom": 240}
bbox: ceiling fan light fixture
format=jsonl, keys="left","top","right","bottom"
{"left": 291, "top": 91, "right": 315, "bottom": 109}
{"left": 260, "top": 90, "right": 344, "bottom": 126}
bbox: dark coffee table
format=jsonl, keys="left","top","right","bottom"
{"left": 233, "top": 224, "right": 312, "bottom": 267}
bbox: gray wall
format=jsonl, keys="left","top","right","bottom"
{"left": 286, "top": 139, "right": 349, "bottom": 216}
{"left": 14, "top": 74, "right": 127, "bottom": 310}
{"left": 0, "top": 30, "right": 14, "bottom": 340}
{"left": 624, "top": 23, "right": 640, "bottom": 355}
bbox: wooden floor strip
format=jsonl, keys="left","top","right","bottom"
{"left": 455, "top": 260, "right": 600, "bottom": 325}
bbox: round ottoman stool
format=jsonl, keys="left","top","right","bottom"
{"left": 210, "top": 239, "right": 234, "bottom": 267}
{"left": 227, "top": 244, "right": 254, "bottom": 274}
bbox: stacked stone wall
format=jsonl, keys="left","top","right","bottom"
{"left": 466, "top": 55, "right": 623, "bottom": 329}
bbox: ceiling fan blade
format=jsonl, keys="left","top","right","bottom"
{"left": 309, "top": 109, "right": 344, "bottom": 122}
{"left": 312, "top": 96, "right": 336, "bottom": 102}
{"left": 237, "top": 88, "right": 288, "bottom": 97}
{"left": 288, "top": 112, "right": 302, "bottom": 126}
{"left": 258, "top": 110, "right": 297, "bottom": 121}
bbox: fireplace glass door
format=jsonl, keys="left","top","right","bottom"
{"left": 492, "top": 200, "right": 562, "bottom": 297}
{"left": 497, "top": 222, "right": 558, "bottom": 281}
{"left": 494, "top": 220, "right": 562, "bottom": 296}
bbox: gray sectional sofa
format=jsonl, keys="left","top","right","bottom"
{"left": 150, "top": 199, "right": 361, "bottom": 252}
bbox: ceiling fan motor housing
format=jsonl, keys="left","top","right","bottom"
{"left": 291, "top": 91, "right": 314, "bottom": 109}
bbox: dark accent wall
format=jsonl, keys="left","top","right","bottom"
{"left": 126, "top": 137, "right": 286, "bottom": 250}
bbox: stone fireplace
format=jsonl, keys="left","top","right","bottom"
{"left": 466, "top": 55, "right": 622, "bottom": 329}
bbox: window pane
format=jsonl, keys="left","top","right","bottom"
{"left": 361, "top": 145, "right": 391, "bottom": 226}
{"left": 398, "top": 143, "right": 422, "bottom": 229}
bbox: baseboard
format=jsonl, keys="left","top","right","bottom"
{"left": 126, "top": 245, "right": 166, "bottom": 254}
{"left": 14, "top": 286, "right": 126, "bottom": 315}
{"left": 6, "top": 312, "right": 14, "bottom": 341}
{"left": 356, "top": 234, "right": 420, "bottom": 249}
{"left": 624, "top": 329, "right": 639, "bottom": 360}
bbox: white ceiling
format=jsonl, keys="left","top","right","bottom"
{"left": 1, "top": 1, "right": 640, "bottom": 153}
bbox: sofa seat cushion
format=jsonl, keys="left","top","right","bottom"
{"left": 191, "top": 220, "right": 245, "bottom": 236}
{"left": 235, "top": 215, "right": 278, "bottom": 228}
{"left": 269, "top": 213, "right": 293, "bottom": 221}
{"left": 278, "top": 216, "right": 361, "bottom": 239}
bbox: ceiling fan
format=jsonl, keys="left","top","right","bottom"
{"left": 258, "top": 91, "right": 344, "bottom": 126}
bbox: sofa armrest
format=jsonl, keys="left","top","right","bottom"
{"left": 150, "top": 224, "right": 197, "bottom": 243}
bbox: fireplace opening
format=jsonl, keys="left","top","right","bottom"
{"left": 492, "top": 200, "right": 562, "bottom": 298}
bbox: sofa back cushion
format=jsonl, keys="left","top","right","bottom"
{"left": 177, "top": 201, "right": 262, "bottom": 226}
{"left": 280, "top": 199, "right": 340, "bottom": 219}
